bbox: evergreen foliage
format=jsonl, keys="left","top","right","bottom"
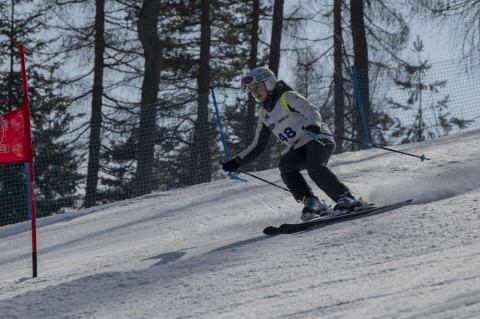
{"left": 387, "top": 36, "right": 471, "bottom": 143}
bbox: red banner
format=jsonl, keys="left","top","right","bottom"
{"left": 0, "top": 97, "right": 33, "bottom": 163}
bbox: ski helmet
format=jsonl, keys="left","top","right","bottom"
{"left": 241, "top": 67, "right": 277, "bottom": 92}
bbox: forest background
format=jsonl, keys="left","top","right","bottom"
{"left": 0, "top": 0, "right": 479, "bottom": 226}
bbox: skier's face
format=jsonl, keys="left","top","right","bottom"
{"left": 248, "top": 83, "right": 269, "bottom": 102}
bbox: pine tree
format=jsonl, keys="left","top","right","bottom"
{"left": 388, "top": 35, "right": 471, "bottom": 143}
{"left": 98, "top": 0, "right": 257, "bottom": 195}
{"left": 47, "top": 0, "right": 147, "bottom": 205}
{"left": 284, "top": 0, "right": 410, "bottom": 152}
{"left": 0, "top": 0, "right": 82, "bottom": 225}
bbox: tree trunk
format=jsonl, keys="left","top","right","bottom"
{"left": 268, "top": 0, "right": 284, "bottom": 76}
{"left": 350, "top": 0, "right": 372, "bottom": 146}
{"left": 256, "top": 0, "right": 284, "bottom": 170}
{"left": 244, "top": 0, "right": 260, "bottom": 151}
{"left": 85, "top": 0, "right": 105, "bottom": 208}
{"left": 189, "top": 0, "right": 212, "bottom": 184}
{"left": 135, "top": 0, "right": 163, "bottom": 196}
{"left": 333, "top": 0, "right": 345, "bottom": 153}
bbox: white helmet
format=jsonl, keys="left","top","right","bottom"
{"left": 241, "top": 67, "right": 277, "bottom": 92}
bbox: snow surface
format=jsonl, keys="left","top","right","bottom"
{"left": 1, "top": 129, "right": 480, "bottom": 319}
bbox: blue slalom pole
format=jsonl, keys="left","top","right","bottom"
{"left": 351, "top": 67, "right": 371, "bottom": 148}
{"left": 210, "top": 87, "right": 247, "bottom": 182}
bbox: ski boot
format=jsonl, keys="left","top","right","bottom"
{"left": 333, "top": 192, "right": 370, "bottom": 213}
{"left": 301, "top": 196, "right": 330, "bottom": 221}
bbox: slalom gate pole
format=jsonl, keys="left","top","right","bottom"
{"left": 210, "top": 87, "right": 247, "bottom": 182}
{"left": 237, "top": 169, "right": 290, "bottom": 192}
{"left": 25, "top": 163, "right": 37, "bottom": 278}
{"left": 20, "top": 44, "right": 38, "bottom": 278}
{"left": 351, "top": 67, "right": 371, "bottom": 148}
{"left": 304, "top": 130, "right": 430, "bottom": 161}
{"left": 210, "top": 87, "right": 229, "bottom": 159}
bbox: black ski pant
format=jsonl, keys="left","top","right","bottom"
{"left": 279, "top": 140, "right": 349, "bottom": 203}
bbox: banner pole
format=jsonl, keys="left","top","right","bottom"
{"left": 19, "top": 44, "right": 37, "bottom": 278}
{"left": 24, "top": 162, "right": 37, "bottom": 277}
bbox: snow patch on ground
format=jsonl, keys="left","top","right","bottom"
{"left": 1, "top": 129, "right": 480, "bottom": 318}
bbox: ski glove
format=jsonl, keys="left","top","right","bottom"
{"left": 305, "top": 125, "right": 321, "bottom": 135}
{"left": 222, "top": 158, "right": 240, "bottom": 172}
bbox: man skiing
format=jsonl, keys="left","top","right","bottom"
{"left": 222, "top": 67, "right": 368, "bottom": 221}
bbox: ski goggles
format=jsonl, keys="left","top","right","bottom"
{"left": 241, "top": 75, "right": 261, "bottom": 91}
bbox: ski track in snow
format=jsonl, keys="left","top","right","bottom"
{"left": 0, "top": 129, "right": 480, "bottom": 318}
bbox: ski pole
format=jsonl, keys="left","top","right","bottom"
{"left": 211, "top": 87, "right": 247, "bottom": 183}
{"left": 237, "top": 169, "right": 290, "bottom": 192}
{"left": 304, "top": 130, "right": 430, "bottom": 161}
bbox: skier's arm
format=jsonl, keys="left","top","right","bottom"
{"left": 285, "top": 91, "right": 335, "bottom": 149}
{"left": 234, "top": 117, "right": 271, "bottom": 166}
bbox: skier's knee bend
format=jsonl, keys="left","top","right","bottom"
{"left": 278, "top": 156, "right": 293, "bottom": 175}
{"left": 281, "top": 170, "right": 313, "bottom": 202}
{"left": 306, "top": 163, "right": 328, "bottom": 181}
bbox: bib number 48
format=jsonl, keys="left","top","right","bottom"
{"left": 278, "top": 127, "right": 297, "bottom": 142}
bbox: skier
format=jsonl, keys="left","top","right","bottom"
{"left": 222, "top": 67, "right": 369, "bottom": 221}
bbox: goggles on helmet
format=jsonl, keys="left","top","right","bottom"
{"left": 241, "top": 67, "right": 277, "bottom": 92}
{"left": 241, "top": 75, "right": 262, "bottom": 91}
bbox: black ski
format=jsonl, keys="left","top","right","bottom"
{"left": 263, "top": 199, "right": 413, "bottom": 236}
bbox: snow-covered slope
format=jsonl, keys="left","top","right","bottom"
{"left": 1, "top": 130, "right": 480, "bottom": 319}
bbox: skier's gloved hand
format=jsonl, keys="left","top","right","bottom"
{"left": 222, "top": 158, "right": 240, "bottom": 172}
{"left": 305, "top": 125, "right": 321, "bottom": 135}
